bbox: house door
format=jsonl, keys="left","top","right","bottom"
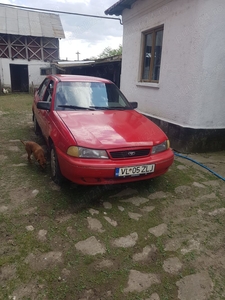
{"left": 10, "top": 64, "right": 29, "bottom": 92}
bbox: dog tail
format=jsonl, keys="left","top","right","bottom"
{"left": 20, "top": 140, "right": 26, "bottom": 146}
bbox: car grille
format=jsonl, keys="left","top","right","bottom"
{"left": 109, "top": 149, "right": 150, "bottom": 159}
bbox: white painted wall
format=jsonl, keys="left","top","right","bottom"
{"left": 120, "top": 0, "right": 225, "bottom": 129}
{"left": 0, "top": 58, "right": 51, "bottom": 89}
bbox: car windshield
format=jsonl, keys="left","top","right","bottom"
{"left": 54, "top": 81, "right": 132, "bottom": 111}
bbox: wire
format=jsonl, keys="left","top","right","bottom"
{"left": 174, "top": 151, "right": 225, "bottom": 181}
{"left": 0, "top": 3, "right": 123, "bottom": 25}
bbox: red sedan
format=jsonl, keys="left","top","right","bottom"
{"left": 32, "top": 74, "right": 174, "bottom": 185}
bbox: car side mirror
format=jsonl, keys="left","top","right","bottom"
{"left": 130, "top": 102, "right": 138, "bottom": 109}
{"left": 37, "top": 101, "right": 51, "bottom": 110}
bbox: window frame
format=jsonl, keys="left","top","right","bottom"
{"left": 40, "top": 67, "right": 52, "bottom": 76}
{"left": 140, "top": 25, "right": 164, "bottom": 83}
{"left": 37, "top": 78, "right": 50, "bottom": 100}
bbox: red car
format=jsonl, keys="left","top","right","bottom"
{"left": 32, "top": 74, "right": 174, "bottom": 185}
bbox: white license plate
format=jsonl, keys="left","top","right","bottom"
{"left": 115, "top": 164, "right": 155, "bottom": 177}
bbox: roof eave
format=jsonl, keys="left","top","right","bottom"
{"left": 105, "top": 0, "right": 137, "bottom": 16}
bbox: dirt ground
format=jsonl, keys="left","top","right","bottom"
{"left": 0, "top": 94, "right": 225, "bottom": 300}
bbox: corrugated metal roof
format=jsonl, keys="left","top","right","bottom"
{"left": 0, "top": 6, "right": 65, "bottom": 38}
{"left": 105, "top": 0, "right": 137, "bottom": 16}
{"left": 55, "top": 55, "right": 122, "bottom": 68}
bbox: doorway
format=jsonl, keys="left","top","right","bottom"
{"left": 10, "top": 64, "right": 29, "bottom": 92}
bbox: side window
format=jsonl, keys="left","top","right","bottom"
{"left": 42, "top": 80, "right": 54, "bottom": 102}
{"left": 38, "top": 78, "right": 50, "bottom": 100}
{"left": 140, "top": 25, "right": 164, "bottom": 82}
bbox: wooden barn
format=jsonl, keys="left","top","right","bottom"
{"left": 0, "top": 5, "right": 64, "bottom": 93}
{"left": 52, "top": 55, "right": 122, "bottom": 88}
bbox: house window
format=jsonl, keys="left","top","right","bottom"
{"left": 141, "top": 26, "right": 164, "bottom": 82}
{"left": 40, "top": 68, "right": 52, "bottom": 76}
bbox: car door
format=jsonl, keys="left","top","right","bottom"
{"left": 34, "top": 78, "right": 50, "bottom": 126}
{"left": 37, "top": 80, "right": 55, "bottom": 140}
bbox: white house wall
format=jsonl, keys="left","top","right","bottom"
{"left": 120, "top": 0, "right": 225, "bottom": 129}
{"left": 0, "top": 58, "right": 51, "bottom": 89}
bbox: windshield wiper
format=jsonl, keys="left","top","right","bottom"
{"left": 58, "top": 105, "right": 95, "bottom": 111}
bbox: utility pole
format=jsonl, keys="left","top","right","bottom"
{"left": 76, "top": 51, "right": 80, "bottom": 61}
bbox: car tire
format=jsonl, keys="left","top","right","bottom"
{"left": 50, "top": 144, "right": 64, "bottom": 185}
{"left": 34, "top": 114, "right": 41, "bottom": 135}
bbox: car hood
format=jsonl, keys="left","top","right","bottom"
{"left": 57, "top": 110, "right": 167, "bottom": 149}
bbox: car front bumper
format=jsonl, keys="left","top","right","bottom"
{"left": 56, "top": 147, "right": 174, "bottom": 185}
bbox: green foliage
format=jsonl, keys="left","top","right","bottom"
{"left": 89, "top": 44, "right": 122, "bottom": 60}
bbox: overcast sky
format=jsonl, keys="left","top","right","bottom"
{"left": 1, "top": 0, "right": 123, "bottom": 60}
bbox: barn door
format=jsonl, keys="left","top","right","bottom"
{"left": 10, "top": 64, "right": 29, "bottom": 92}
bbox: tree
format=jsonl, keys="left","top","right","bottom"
{"left": 98, "top": 44, "right": 122, "bottom": 59}
{"left": 87, "top": 45, "right": 122, "bottom": 60}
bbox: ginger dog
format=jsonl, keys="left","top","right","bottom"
{"left": 21, "top": 140, "right": 46, "bottom": 169}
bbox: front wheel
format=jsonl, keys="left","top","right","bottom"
{"left": 50, "top": 144, "right": 64, "bottom": 185}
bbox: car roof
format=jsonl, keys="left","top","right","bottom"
{"left": 51, "top": 74, "right": 112, "bottom": 83}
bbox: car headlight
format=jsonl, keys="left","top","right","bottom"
{"left": 152, "top": 140, "right": 170, "bottom": 154}
{"left": 67, "top": 146, "right": 108, "bottom": 159}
